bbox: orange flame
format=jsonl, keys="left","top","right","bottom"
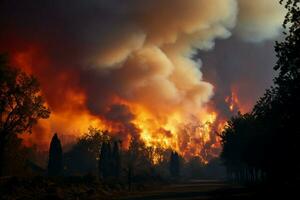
{"left": 225, "top": 88, "right": 242, "bottom": 113}
{"left": 12, "top": 47, "right": 226, "bottom": 162}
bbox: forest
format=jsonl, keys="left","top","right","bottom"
{"left": 0, "top": 0, "right": 299, "bottom": 199}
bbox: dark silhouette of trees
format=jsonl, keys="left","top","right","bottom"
{"left": 64, "top": 127, "right": 105, "bottom": 175}
{"left": 169, "top": 151, "right": 180, "bottom": 177}
{"left": 0, "top": 54, "right": 50, "bottom": 176}
{"left": 220, "top": 113, "right": 262, "bottom": 182}
{"left": 221, "top": 0, "right": 300, "bottom": 183}
{"left": 99, "top": 140, "right": 112, "bottom": 179}
{"left": 127, "top": 137, "right": 139, "bottom": 190}
{"left": 98, "top": 137, "right": 121, "bottom": 180}
{"left": 48, "top": 133, "right": 63, "bottom": 176}
{"left": 126, "top": 137, "right": 155, "bottom": 190}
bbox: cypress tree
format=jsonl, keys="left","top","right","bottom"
{"left": 112, "top": 141, "right": 121, "bottom": 178}
{"left": 169, "top": 151, "right": 180, "bottom": 177}
{"left": 47, "top": 133, "right": 63, "bottom": 176}
{"left": 173, "top": 152, "right": 180, "bottom": 177}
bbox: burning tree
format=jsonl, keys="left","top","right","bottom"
{"left": 0, "top": 54, "right": 50, "bottom": 176}
{"left": 48, "top": 133, "right": 63, "bottom": 176}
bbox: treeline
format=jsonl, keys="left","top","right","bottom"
{"left": 0, "top": 53, "right": 224, "bottom": 180}
{"left": 46, "top": 127, "right": 225, "bottom": 187}
{"left": 47, "top": 128, "right": 181, "bottom": 187}
{"left": 220, "top": 0, "right": 300, "bottom": 184}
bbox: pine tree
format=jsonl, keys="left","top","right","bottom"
{"left": 112, "top": 141, "right": 121, "bottom": 178}
{"left": 47, "top": 133, "right": 63, "bottom": 176}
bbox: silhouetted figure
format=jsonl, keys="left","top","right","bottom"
{"left": 48, "top": 133, "right": 63, "bottom": 176}
{"left": 169, "top": 151, "right": 180, "bottom": 177}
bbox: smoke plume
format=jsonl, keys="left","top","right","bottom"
{"left": 0, "top": 0, "right": 285, "bottom": 160}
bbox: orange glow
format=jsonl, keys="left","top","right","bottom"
{"left": 225, "top": 87, "right": 242, "bottom": 113}
{"left": 11, "top": 47, "right": 227, "bottom": 162}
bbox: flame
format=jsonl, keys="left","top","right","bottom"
{"left": 225, "top": 87, "right": 242, "bottom": 113}
{"left": 10, "top": 46, "right": 227, "bottom": 163}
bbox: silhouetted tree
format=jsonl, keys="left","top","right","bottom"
{"left": 169, "top": 151, "right": 180, "bottom": 177}
{"left": 126, "top": 137, "right": 154, "bottom": 189}
{"left": 48, "top": 133, "right": 63, "bottom": 176}
{"left": 0, "top": 54, "right": 50, "bottom": 176}
{"left": 252, "top": 0, "right": 300, "bottom": 181}
{"left": 99, "top": 140, "right": 112, "bottom": 179}
{"left": 127, "top": 137, "right": 138, "bottom": 190}
{"left": 221, "top": 0, "right": 300, "bottom": 183}
{"left": 64, "top": 127, "right": 106, "bottom": 175}
{"left": 220, "top": 113, "right": 260, "bottom": 182}
{"left": 112, "top": 141, "right": 121, "bottom": 178}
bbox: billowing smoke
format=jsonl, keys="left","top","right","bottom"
{"left": 236, "top": 0, "right": 285, "bottom": 42}
{"left": 201, "top": 37, "right": 277, "bottom": 120}
{"left": 0, "top": 0, "right": 285, "bottom": 160}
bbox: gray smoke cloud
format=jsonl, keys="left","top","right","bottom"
{"left": 200, "top": 37, "right": 277, "bottom": 118}
{"left": 236, "top": 0, "right": 285, "bottom": 42}
{"left": 0, "top": 0, "right": 285, "bottom": 156}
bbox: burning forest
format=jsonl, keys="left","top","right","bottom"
{"left": 0, "top": 0, "right": 284, "bottom": 160}
{"left": 1, "top": 0, "right": 299, "bottom": 199}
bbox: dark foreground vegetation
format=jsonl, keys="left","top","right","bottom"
{"left": 220, "top": 0, "right": 300, "bottom": 185}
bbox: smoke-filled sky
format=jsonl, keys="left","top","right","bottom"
{"left": 0, "top": 0, "right": 285, "bottom": 159}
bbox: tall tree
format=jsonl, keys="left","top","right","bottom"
{"left": 274, "top": 0, "right": 300, "bottom": 175}
{"left": 48, "top": 133, "right": 63, "bottom": 176}
{"left": 127, "top": 137, "right": 140, "bottom": 190}
{"left": 221, "top": 0, "right": 300, "bottom": 183}
{"left": 112, "top": 140, "right": 121, "bottom": 178}
{"left": 0, "top": 54, "right": 50, "bottom": 176}
{"left": 99, "top": 140, "right": 112, "bottom": 179}
{"left": 64, "top": 127, "right": 106, "bottom": 175}
{"left": 253, "top": 0, "right": 300, "bottom": 180}
{"left": 169, "top": 151, "right": 180, "bottom": 177}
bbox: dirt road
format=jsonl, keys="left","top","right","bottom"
{"left": 118, "top": 180, "right": 254, "bottom": 200}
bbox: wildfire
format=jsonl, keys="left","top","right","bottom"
{"left": 8, "top": 46, "right": 229, "bottom": 163}
{"left": 225, "top": 88, "right": 241, "bottom": 113}
{"left": 0, "top": 0, "right": 286, "bottom": 167}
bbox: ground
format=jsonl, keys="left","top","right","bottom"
{"left": 116, "top": 180, "right": 253, "bottom": 200}
{"left": 1, "top": 177, "right": 298, "bottom": 199}
{"left": 117, "top": 180, "right": 299, "bottom": 200}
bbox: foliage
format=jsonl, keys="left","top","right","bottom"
{"left": 221, "top": 0, "right": 300, "bottom": 183}
{"left": 64, "top": 127, "right": 108, "bottom": 175}
{"left": 0, "top": 54, "right": 50, "bottom": 175}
